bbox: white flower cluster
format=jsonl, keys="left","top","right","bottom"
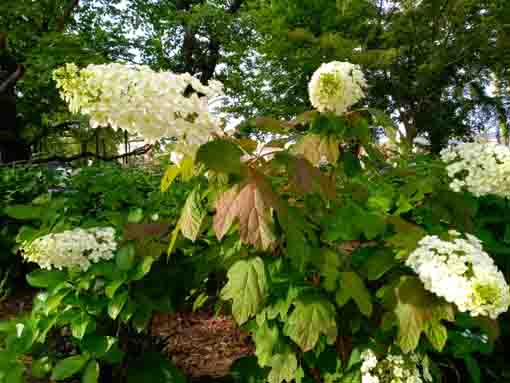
{"left": 53, "top": 63, "right": 224, "bottom": 156}
{"left": 308, "top": 61, "right": 366, "bottom": 116}
{"left": 406, "top": 231, "right": 510, "bottom": 319}
{"left": 440, "top": 142, "right": 510, "bottom": 198}
{"left": 360, "top": 349, "right": 431, "bottom": 383}
{"left": 21, "top": 227, "right": 117, "bottom": 271}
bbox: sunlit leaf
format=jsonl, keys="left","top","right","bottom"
{"left": 196, "top": 139, "right": 243, "bottom": 174}
{"left": 178, "top": 186, "right": 205, "bottom": 242}
{"left": 284, "top": 297, "right": 337, "bottom": 352}
{"left": 253, "top": 320, "right": 280, "bottom": 367}
{"left": 221, "top": 257, "right": 268, "bottom": 325}
{"left": 382, "top": 276, "right": 454, "bottom": 352}
{"left": 214, "top": 172, "right": 277, "bottom": 250}
{"left": 267, "top": 348, "right": 300, "bottom": 383}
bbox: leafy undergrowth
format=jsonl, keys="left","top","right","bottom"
{"left": 3, "top": 112, "right": 510, "bottom": 382}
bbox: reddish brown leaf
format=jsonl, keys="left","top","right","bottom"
{"left": 214, "top": 172, "right": 277, "bottom": 250}
{"left": 288, "top": 156, "right": 336, "bottom": 199}
{"left": 124, "top": 223, "right": 170, "bottom": 241}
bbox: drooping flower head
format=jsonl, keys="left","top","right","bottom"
{"left": 360, "top": 349, "right": 432, "bottom": 383}
{"left": 406, "top": 231, "right": 510, "bottom": 319}
{"left": 21, "top": 227, "right": 117, "bottom": 271}
{"left": 440, "top": 142, "right": 510, "bottom": 198}
{"left": 53, "top": 63, "right": 224, "bottom": 157}
{"left": 308, "top": 61, "right": 366, "bottom": 116}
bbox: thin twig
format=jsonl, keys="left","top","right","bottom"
{"left": 0, "top": 145, "right": 153, "bottom": 167}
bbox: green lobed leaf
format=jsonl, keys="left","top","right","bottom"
{"left": 267, "top": 349, "right": 300, "bottom": 383}
{"left": 221, "top": 257, "right": 268, "bottom": 325}
{"left": 323, "top": 202, "right": 367, "bottom": 242}
{"left": 285, "top": 224, "right": 313, "bottom": 273}
{"left": 127, "top": 208, "right": 144, "bottom": 223}
{"left": 160, "top": 156, "right": 195, "bottom": 192}
{"left": 31, "top": 357, "right": 52, "bottom": 379}
{"left": 108, "top": 291, "right": 129, "bottom": 320}
{"left": 3, "top": 363, "right": 24, "bottom": 383}
{"left": 100, "top": 343, "right": 125, "bottom": 364}
{"left": 82, "top": 360, "right": 100, "bottom": 383}
{"left": 196, "top": 139, "right": 243, "bottom": 174}
{"left": 341, "top": 151, "right": 362, "bottom": 178}
{"left": 363, "top": 250, "right": 397, "bottom": 281}
{"left": 178, "top": 156, "right": 195, "bottom": 181}
{"left": 284, "top": 297, "right": 337, "bottom": 352}
{"left": 81, "top": 335, "right": 117, "bottom": 359}
{"left": 167, "top": 223, "right": 181, "bottom": 258}
{"left": 384, "top": 277, "right": 454, "bottom": 353}
{"left": 464, "top": 354, "right": 481, "bottom": 383}
{"left": 132, "top": 304, "right": 153, "bottom": 333}
{"left": 161, "top": 165, "right": 181, "bottom": 193}
{"left": 127, "top": 352, "right": 186, "bottom": 383}
{"left": 3, "top": 204, "right": 43, "bottom": 220}
{"left": 51, "top": 354, "right": 90, "bottom": 381}
{"left": 130, "top": 256, "right": 155, "bottom": 281}
{"left": 87, "top": 261, "right": 121, "bottom": 280}
{"left": 105, "top": 278, "right": 126, "bottom": 299}
{"left": 178, "top": 186, "right": 206, "bottom": 242}
{"left": 116, "top": 243, "right": 136, "bottom": 271}
{"left": 44, "top": 290, "right": 70, "bottom": 316}
{"left": 336, "top": 271, "right": 373, "bottom": 317}
{"left": 192, "top": 292, "right": 209, "bottom": 312}
{"left": 386, "top": 217, "right": 426, "bottom": 257}
{"left": 230, "top": 356, "right": 267, "bottom": 383}
{"left": 120, "top": 298, "right": 138, "bottom": 322}
{"left": 253, "top": 321, "right": 280, "bottom": 367}
{"left": 317, "top": 249, "right": 343, "bottom": 292}
{"left": 362, "top": 213, "right": 386, "bottom": 240}
{"left": 26, "top": 269, "right": 67, "bottom": 289}
{"left": 71, "top": 312, "right": 90, "bottom": 340}
{"left": 263, "top": 285, "right": 302, "bottom": 323}
{"left": 339, "top": 370, "right": 361, "bottom": 383}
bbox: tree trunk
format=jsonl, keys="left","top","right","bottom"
{"left": 0, "top": 50, "right": 30, "bottom": 163}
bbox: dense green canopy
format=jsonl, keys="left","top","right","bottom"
{"left": 1, "top": 0, "right": 509, "bottom": 161}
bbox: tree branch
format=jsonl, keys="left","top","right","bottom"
{"left": 0, "top": 65, "right": 25, "bottom": 93}
{"left": 56, "top": 0, "right": 80, "bottom": 32}
{"left": 182, "top": 27, "right": 196, "bottom": 74}
{"left": 199, "top": 38, "right": 221, "bottom": 83}
{"left": 4, "top": 144, "right": 153, "bottom": 166}
{"left": 0, "top": 33, "right": 6, "bottom": 51}
{"left": 28, "top": 121, "right": 82, "bottom": 145}
{"left": 227, "top": 0, "right": 244, "bottom": 14}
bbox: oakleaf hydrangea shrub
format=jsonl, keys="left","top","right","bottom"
{"left": 2, "top": 60, "right": 510, "bottom": 383}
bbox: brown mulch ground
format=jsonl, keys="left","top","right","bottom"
{"left": 152, "top": 311, "right": 254, "bottom": 378}
{"left": 0, "top": 288, "right": 35, "bottom": 320}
